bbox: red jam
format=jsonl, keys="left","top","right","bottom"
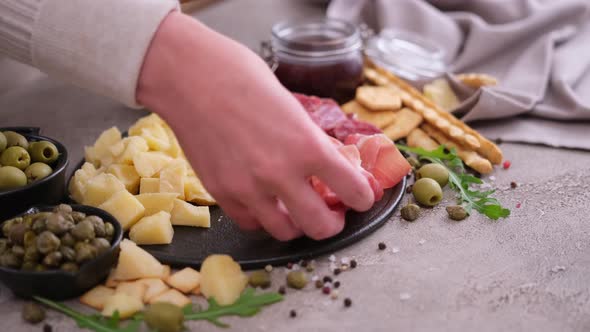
{"left": 270, "top": 19, "right": 364, "bottom": 103}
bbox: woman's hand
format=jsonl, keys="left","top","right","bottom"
{"left": 137, "top": 12, "right": 374, "bottom": 240}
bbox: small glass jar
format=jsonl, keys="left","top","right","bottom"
{"left": 266, "top": 19, "right": 364, "bottom": 103}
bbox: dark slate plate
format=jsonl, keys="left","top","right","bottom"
{"left": 68, "top": 159, "right": 405, "bottom": 270}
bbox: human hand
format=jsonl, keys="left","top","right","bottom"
{"left": 137, "top": 12, "right": 375, "bottom": 240}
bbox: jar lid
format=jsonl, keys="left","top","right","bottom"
{"left": 364, "top": 29, "right": 447, "bottom": 81}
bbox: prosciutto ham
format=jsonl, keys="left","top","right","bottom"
{"left": 294, "top": 93, "right": 411, "bottom": 212}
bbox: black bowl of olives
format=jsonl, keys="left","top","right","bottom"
{"left": 0, "top": 127, "right": 68, "bottom": 221}
{"left": 0, "top": 204, "right": 123, "bottom": 300}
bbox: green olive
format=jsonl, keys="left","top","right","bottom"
{"left": 412, "top": 178, "right": 443, "bottom": 207}
{"left": 42, "top": 251, "right": 63, "bottom": 267}
{"left": 0, "top": 146, "right": 30, "bottom": 170}
{"left": 0, "top": 252, "right": 21, "bottom": 268}
{"left": 3, "top": 131, "right": 28, "bottom": 149}
{"left": 75, "top": 242, "right": 97, "bottom": 264}
{"left": 400, "top": 203, "right": 420, "bottom": 222}
{"left": 144, "top": 303, "right": 185, "bottom": 332}
{"left": 9, "top": 223, "right": 27, "bottom": 245}
{"left": 45, "top": 213, "right": 74, "bottom": 236}
{"left": 286, "top": 271, "right": 308, "bottom": 289}
{"left": 36, "top": 231, "right": 61, "bottom": 255}
{"left": 416, "top": 164, "right": 449, "bottom": 187}
{"left": 60, "top": 246, "right": 76, "bottom": 262}
{"left": 60, "top": 262, "right": 79, "bottom": 273}
{"left": 249, "top": 270, "right": 271, "bottom": 289}
{"left": 446, "top": 205, "right": 468, "bottom": 221}
{"left": 28, "top": 141, "right": 58, "bottom": 164}
{"left": 24, "top": 163, "right": 53, "bottom": 183}
{"left": 72, "top": 220, "right": 95, "bottom": 241}
{"left": 0, "top": 132, "right": 6, "bottom": 153}
{"left": 90, "top": 238, "right": 110, "bottom": 256}
{"left": 22, "top": 302, "right": 46, "bottom": 324}
{"left": 0, "top": 166, "right": 27, "bottom": 190}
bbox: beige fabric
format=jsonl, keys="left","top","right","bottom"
{"left": 0, "top": 0, "right": 179, "bottom": 108}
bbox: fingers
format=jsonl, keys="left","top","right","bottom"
{"left": 249, "top": 194, "right": 303, "bottom": 241}
{"left": 278, "top": 180, "right": 346, "bottom": 240}
{"left": 310, "top": 143, "right": 375, "bottom": 212}
{"left": 217, "top": 198, "right": 260, "bottom": 231}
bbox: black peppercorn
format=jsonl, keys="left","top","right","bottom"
{"left": 350, "top": 260, "right": 357, "bottom": 268}
{"left": 323, "top": 276, "right": 332, "bottom": 283}
{"left": 333, "top": 268, "right": 341, "bottom": 276}
{"left": 43, "top": 324, "right": 53, "bottom": 332}
{"left": 510, "top": 181, "right": 517, "bottom": 189}
{"left": 344, "top": 298, "right": 352, "bottom": 307}
{"left": 300, "top": 260, "right": 308, "bottom": 268}
{"left": 333, "top": 281, "right": 340, "bottom": 289}
{"left": 315, "top": 280, "right": 323, "bottom": 289}
{"left": 378, "top": 242, "right": 387, "bottom": 250}
{"left": 278, "top": 286, "right": 286, "bottom": 295}
{"left": 290, "top": 310, "right": 297, "bottom": 318}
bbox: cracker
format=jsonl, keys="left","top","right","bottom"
{"left": 365, "top": 61, "right": 503, "bottom": 164}
{"left": 456, "top": 73, "right": 498, "bottom": 88}
{"left": 421, "top": 123, "right": 493, "bottom": 174}
{"left": 341, "top": 100, "right": 397, "bottom": 129}
{"left": 382, "top": 108, "right": 423, "bottom": 141}
{"left": 406, "top": 128, "right": 439, "bottom": 151}
{"left": 356, "top": 86, "right": 402, "bottom": 112}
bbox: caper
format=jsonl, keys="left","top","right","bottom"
{"left": 412, "top": 178, "right": 443, "bottom": 207}
{"left": 0, "top": 239, "right": 8, "bottom": 255}
{"left": 90, "top": 238, "right": 110, "bottom": 256}
{"left": 60, "top": 246, "right": 76, "bottom": 262}
{"left": 11, "top": 245, "right": 25, "bottom": 258}
{"left": 71, "top": 211, "right": 86, "bottom": 223}
{"left": 406, "top": 156, "right": 421, "bottom": 169}
{"left": 53, "top": 204, "right": 72, "bottom": 214}
{"left": 42, "top": 251, "right": 63, "bottom": 267}
{"left": 23, "top": 231, "right": 36, "bottom": 248}
{"left": 8, "top": 223, "right": 27, "bottom": 245}
{"left": 23, "top": 215, "right": 34, "bottom": 229}
{"left": 248, "top": 270, "right": 271, "bottom": 289}
{"left": 104, "top": 222, "right": 114, "bottom": 241}
{"left": 400, "top": 203, "right": 420, "bottom": 222}
{"left": 84, "top": 216, "right": 105, "bottom": 238}
{"left": 144, "top": 303, "right": 185, "bottom": 332}
{"left": 21, "top": 261, "right": 36, "bottom": 271}
{"left": 36, "top": 231, "right": 60, "bottom": 255}
{"left": 60, "top": 262, "right": 79, "bottom": 273}
{"left": 22, "top": 302, "right": 46, "bottom": 324}
{"left": 416, "top": 164, "right": 449, "bottom": 187}
{"left": 71, "top": 220, "right": 95, "bottom": 241}
{"left": 286, "top": 271, "right": 308, "bottom": 289}
{"left": 60, "top": 233, "right": 75, "bottom": 247}
{"left": 31, "top": 219, "right": 47, "bottom": 235}
{"left": 2, "top": 217, "right": 22, "bottom": 237}
{"left": 75, "top": 243, "right": 97, "bottom": 264}
{"left": 23, "top": 245, "right": 40, "bottom": 263}
{"left": 0, "top": 252, "right": 21, "bottom": 268}
{"left": 34, "top": 264, "right": 47, "bottom": 272}
{"left": 45, "top": 213, "right": 74, "bottom": 236}
{"left": 446, "top": 205, "right": 468, "bottom": 221}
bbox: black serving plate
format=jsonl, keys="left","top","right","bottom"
{"left": 69, "top": 159, "right": 405, "bottom": 270}
{"left": 0, "top": 127, "right": 69, "bottom": 221}
{"left": 0, "top": 205, "right": 123, "bottom": 300}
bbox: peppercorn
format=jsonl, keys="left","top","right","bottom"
{"left": 278, "top": 286, "right": 286, "bottom": 295}
{"left": 305, "top": 264, "right": 314, "bottom": 272}
{"left": 43, "top": 324, "right": 52, "bottom": 332}
{"left": 315, "top": 280, "right": 323, "bottom": 289}
{"left": 289, "top": 310, "right": 297, "bottom": 318}
{"left": 495, "top": 138, "right": 503, "bottom": 145}
{"left": 300, "top": 260, "right": 308, "bottom": 268}
{"left": 286, "top": 262, "right": 293, "bottom": 269}
{"left": 264, "top": 264, "right": 273, "bottom": 272}
{"left": 344, "top": 298, "right": 352, "bottom": 307}
{"left": 323, "top": 276, "right": 332, "bottom": 283}
{"left": 330, "top": 289, "right": 339, "bottom": 299}
{"left": 378, "top": 242, "right": 387, "bottom": 250}
{"left": 322, "top": 286, "right": 331, "bottom": 295}
{"left": 510, "top": 182, "right": 517, "bottom": 189}
{"left": 333, "top": 268, "right": 341, "bottom": 276}
{"left": 503, "top": 160, "right": 511, "bottom": 169}
{"left": 350, "top": 260, "right": 357, "bottom": 269}
{"left": 333, "top": 281, "right": 340, "bottom": 289}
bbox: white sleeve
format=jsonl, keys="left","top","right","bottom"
{"left": 0, "top": 0, "right": 179, "bottom": 108}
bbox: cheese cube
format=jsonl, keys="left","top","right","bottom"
{"left": 82, "top": 173, "right": 126, "bottom": 207}
{"left": 113, "top": 239, "right": 165, "bottom": 281}
{"left": 159, "top": 161, "right": 186, "bottom": 199}
{"left": 184, "top": 176, "right": 216, "bottom": 205}
{"left": 136, "top": 193, "right": 177, "bottom": 216}
{"left": 101, "top": 293, "right": 144, "bottom": 319}
{"left": 112, "top": 136, "right": 149, "bottom": 165}
{"left": 139, "top": 178, "right": 160, "bottom": 194}
{"left": 98, "top": 190, "right": 145, "bottom": 230}
{"left": 129, "top": 211, "right": 174, "bottom": 245}
{"left": 107, "top": 164, "right": 140, "bottom": 195}
{"left": 171, "top": 199, "right": 210, "bottom": 228}
{"left": 133, "top": 152, "right": 173, "bottom": 178}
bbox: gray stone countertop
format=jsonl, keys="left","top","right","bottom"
{"left": 0, "top": 0, "right": 589, "bottom": 331}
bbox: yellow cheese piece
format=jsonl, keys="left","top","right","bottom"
{"left": 171, "top": 199, "right": 210, "bottom": 228}
{"left": 98, "top": 190, "right": 145, "bottom": 230}
{"left": 129, "top": 211, "right": 174, "bottom": 245}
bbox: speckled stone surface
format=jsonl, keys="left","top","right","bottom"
{"left": 1, "top": 1, "right": 589, "bottom": 331}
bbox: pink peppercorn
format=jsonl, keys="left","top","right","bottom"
{"left": 503, "top": 160, "right": 511, "bottom": 169}
{"left": 322, "top": 286, "right": 331, "bottom": 295}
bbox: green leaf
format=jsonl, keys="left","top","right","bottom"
{"left": 397, "top": 144, "right": 510, "bottom": 220}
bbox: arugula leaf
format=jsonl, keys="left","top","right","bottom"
{"left": 396, "top": 144, "right": 510, "bottom": 220}
{"left": 34, "top": 288, "right": 282, "bottom": 332}
{"left": 184, "top": 288, "right": 283, "bottom": 327}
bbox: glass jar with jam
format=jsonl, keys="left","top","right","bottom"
{"left": 267, "top": 19, "right": 364, "bottom": 103}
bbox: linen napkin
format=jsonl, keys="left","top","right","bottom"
{"left": 328, "top": 0, "right": 590, "bottom": 150}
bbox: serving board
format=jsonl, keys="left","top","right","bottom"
{"left": 68, "top": 160, "right": 406, "bottom": 270}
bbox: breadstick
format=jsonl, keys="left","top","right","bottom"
{"left": 421, "top": 123, "right": 493, "bottom": 174}
{"left": 407, "top": 128, "right": 439, "bottom": 151}
{"left": 382, "top": 108, "right": 423, "bottom": 141}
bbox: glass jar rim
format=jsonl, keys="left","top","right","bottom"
{"left": 271, "top": 18, "right": 362, "bottom": 58}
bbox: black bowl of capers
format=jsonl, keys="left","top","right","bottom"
{"left": 0, "top": 127, "right": 69, "bottom": 221}
{"left": 0, "top": 204, "right": 123, "bottom": 300}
